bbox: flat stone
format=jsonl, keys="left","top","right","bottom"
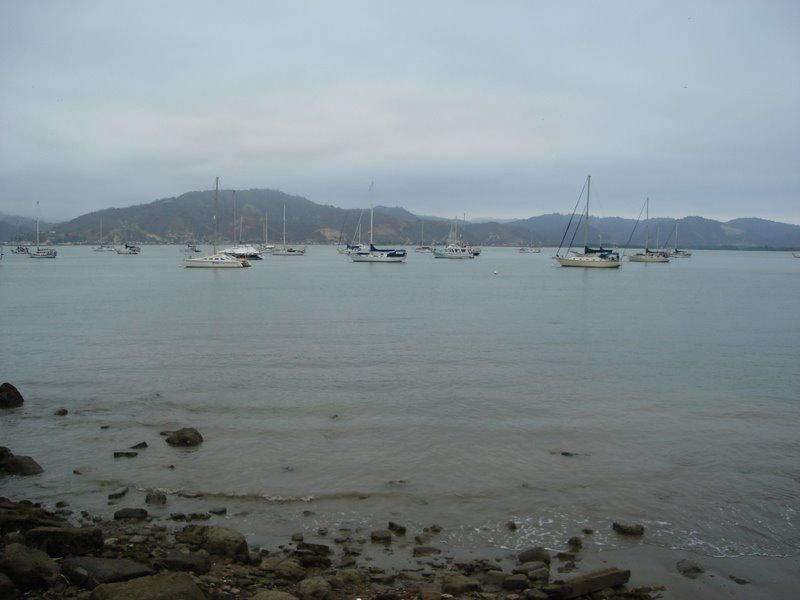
{"left": 61, "top": 556, "right": 154, "bottom": 588}
{"left": 612, "top": 521, "right": 645, "bottom": 537}
{"left": 542, "top": 567, "right": 630, "bottom": 599}
{"left": 90, "top": 571, "right": 204, "bottom": 600}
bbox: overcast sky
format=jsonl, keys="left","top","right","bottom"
{"left": 1, "top": 1, "right": 798, "bottom": 224}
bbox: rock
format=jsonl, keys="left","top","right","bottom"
{"left": 370, "top": 530, "right": 392, "bottom": 544}
{"left": 157, "top": 550, "right": 211, "bottom": 575}
{"left": 204, "top": 525, "right": 249, "bottom": 559}
{"left": 729, "top": 574, "right": 749, "bottom": 585}
{"left": 0, "top": 449, "right": 44, "bottom": 476}
{"left": 441, "top": 574, "right": 481, "bottom": 595}
{"left": 165, "top": 428, "right": 203, "bottom": 447}
{"left": 145, "top": 491, "right": 167, "bottom": 505}
{"left": 54, "top": 408, "right": 68, "bottom": 416}
{"left": 208, "top": 506, "right": 227, "bottom": 515}
{"left": 61, "top": 556, "right": 155, "bottom": 588}
{"left": 113, "top": 451, "right": 138, "bottom": 459}
{"left": 130, "top": 441, "right": 148, "bottom": 449}
{"left": 567, "top": 536, "right": 582, "bottom": 548}
{"left": 612, "top": 521, "right": 645, "bottom": 537}
{"left": 676, "top": 559, "right": 705, "bottom": 579}
{"left": 251, "top": 592, "right": 300, "bottom": 600}
{"left": 412, "top": 546, "right": 441, "bottom": 557}
{"left": 388, "top": 521, "right": 406, "bottom": 535}
{"left": 542, "top": 567, "right": 630, "bottom": 599}
{"left": 263, "top": 558, "right": 307, "bottom": 581}
{"left": 90, "top": 571, "right": 204, "bottom": 600}
{"left": 0, "top": 543, "right": 60, "bottom": 590}
{"left": 0, "top": 572, "right": 20, "bottom": 599}
{"left": 0, "top": 382, "right": 24, "bottom": 408}
{"left": 0, "top": 497, "right": 66, "bottom": 531}
{"left": 502, "top": 572, "right": 529, "bottom": 591}
{"left": 25, "top": 526, "right": 104, "bottom": 556}
{"left": 297, "top": 541, "right": 331, "bottom": 556}
{"left": 113, "top": 508, "right": 148, "bottom": 520}
{"left": 108, "top": 487, "right": 129, "bottom": 500}
{"left": 513, "top": 561, "right": 549, "bottom": 581}
{"left": 297, "top": 575, "right": 332, "bottom": 600}
{"left": 518, "top": 546, "right": 551, "bottom": 565}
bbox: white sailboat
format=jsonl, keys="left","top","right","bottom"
{"left": 94, "top": 218, "right": 115, "bottom": 251}
{"left": 221, "top": 195, "right": 263, "bottom": 259}
{"left": 272, "top": 205, "right": 306, "bottom": 256}
{"left": 668, "top": 222, "right": 692, "bottom": 257}
{"left": 415, "top": 221, "right": 432, "bottom": 253}
{"left": 184, "top": 178, "right": 250, "bottom": 268}
{"left": 257, "top": 211, "right": 274, "bottom": 253}
{"left": 432, "top": 216, "right": 478, "bottom": 259}
{"left": 554, "top": 176, "right": 620, "bottom": 268}
{"left": 340, "top": 209, "right": 368, "bottom": 255}
{"left": 28, "top": 202, "right": 57, "bottom": 259}
{"left": 351, "top": 194, "right": 406, "bottom": 263}
{"left": 629, "top": 198, "right": 670, "bottom": 263}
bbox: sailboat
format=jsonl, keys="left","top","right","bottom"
{"left": 351, "top": 188, "right": 406, "bottom": 263}
{"left": 554, "top": 176, "right": 620, "bottom": 268}
{"left": 28, "top": 202, "right": 57, "bottom": 259}
{"left": 341, "top": 209, "right": 368, "bottom": 255}
{"left": 433, "top": 216, "right": 478, "bottom": 259}
{"left": 94, "top": 218, "right": 115, "bottom": 251}
{"left": 668, "top": 222, "right": 692, "bottom": 257}
{"left": 519, "top": 233, "right": 542, "bottom": 253}
{"left": 272, "top": 205, "right": 306, "bottom": 256}
{"left": 221, "top": 194, "right": 263, "bottom": 259}
{"left": 184, "top": 178, "right": 250, "bottom": 268}
{"left": 628, "top": 198, "right": 670, "bottom": 263}
{"left": 257, "top": 211, "right": 273, "bottom": 253}
{"left": 415, "top": 221, "right": 432, "bottom": 252}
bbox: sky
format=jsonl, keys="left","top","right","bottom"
{"left": 1, "top": 1, "right": 798, "bottom": 224}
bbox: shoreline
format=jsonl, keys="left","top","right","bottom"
{"left": 2, "top": 493, "right": 797, "bottom": 600}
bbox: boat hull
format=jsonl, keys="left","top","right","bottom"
{"left": 351, "top": 254, "right": 405, "bottom": 263}
{"left": 555, "top": 255, "right": 621, "bottom": 268}
{"left": 628, "top": 254, "right": 670, "bottom": 263}
{"left": 184, "top": 253, "right": 249, "bottom": 268}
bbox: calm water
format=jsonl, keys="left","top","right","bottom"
{"left": 1, "top": 246, "right": 798, "bottom": 561}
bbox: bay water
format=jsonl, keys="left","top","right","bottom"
{"left": 1, "top": 246, "right": 798, "bottom": 570}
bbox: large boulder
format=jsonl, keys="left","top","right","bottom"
{"left": 25, "top": 526, "right": 103, "bottom": 556}
{"left": 0, "top": 543, "right": 60, "bottom": 590}
{"left": 157, "top": 550, "right": 211, "bottom": 575}
{"left": 165, "top": 428, "right": 203, "bottom": 447}
{"left": 204, "top": 525, "right": 248, "bottom": 559}
{"left": 0, "top": 448, "right": 43, "bottom": 476}
{"left": 61, "top": 556, "right": 155, "bottom": 588}
{"left": 90, "top": 571, "right": 204, "bottom": 600}
{"left": 297, "top": 575, "right": 332, "bottom": 600}
{"left": 442, "top": 574, "right": 481, "bottom": 595}
{"left": 0, "top": 383, "right": 24, "bottom": 408}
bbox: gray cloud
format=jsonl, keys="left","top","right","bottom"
{"left": 1, "top": 0, "right": 798, "bottom": 224}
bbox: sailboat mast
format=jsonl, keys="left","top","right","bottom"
{"left": 283, "top": 205, "right": 287, "bottom": 247}
{"left": 213, "top": 177, "right": 219, "bottom": 252}
{"left": 584, "top": 175, "right": 590, "bottom": 249}
{"left": 645, "top": 197, "right": 650, "bottom": 250}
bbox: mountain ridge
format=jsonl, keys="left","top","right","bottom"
{"left": 1, "top": 190, "right": 799, "bottom": 249}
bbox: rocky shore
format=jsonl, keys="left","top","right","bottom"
{"left": 0, "top": 495, "right": 666, "bottom": 600}
{"left": 5, "top": 382, "right": 776, "bottom": 599}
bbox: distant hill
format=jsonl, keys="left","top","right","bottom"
{"left": 1, "top": 190, "right": 798, "bottom": 249}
